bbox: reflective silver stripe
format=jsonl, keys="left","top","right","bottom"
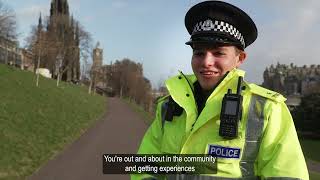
{"left": 240, "top": 95, "right": 266, "bottom": 177}
{"left": 265, "top": 178, "right": 302, "bottom": 180}
{"left": 166, "top": 175, "right": 301, "bottom": 180}
{"left": 167, "top": 174, "right": 260, "bottom": 180}
{"left": 164, "top": 96, "right": 266, "bottom": 180}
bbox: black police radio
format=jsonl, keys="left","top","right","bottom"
{"left": 165, "top": 96, "right": 183, "bottom": 121}
{"left": 219, "top": 76, "right": 243, "bottom": 139}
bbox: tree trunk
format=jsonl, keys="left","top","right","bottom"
{"left": 36, "top": 49, "right": 41, "bottom": 87}
{"left": 56, "top": 72, "right": 60, "bottom": 87}
{"left": 88, "top": 78, "right": 93, "bottom": 94}
{"left": 120, "top": 86, "right": 123, "bottom": 98}
{"left": 5, "top": 42, "right": 8, "bottom": 64}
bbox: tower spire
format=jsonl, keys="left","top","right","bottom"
{"left": 37, "top": 12, "right": 43, "bottom": 32}
{"left": 50, "top": 0, "right": 69, "bottom": 16}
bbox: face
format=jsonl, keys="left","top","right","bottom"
{"left": 191, "top": 44, "right": 247, "bottom": 91}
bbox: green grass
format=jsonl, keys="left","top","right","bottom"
{"left": 299, "top": 139, "right": 320, "bottom": 179}
{"left": 0, "top": 64, "right": 106, "bottom": 179}
{"left": 300, "top": 139, "right": 320, "bottom": 162}
{"left": 310, "top": 171, "right": 320, "bottom": 180}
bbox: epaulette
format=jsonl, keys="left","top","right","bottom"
{"left": 158, "top": 95, "right": 184, "bottom": 129}
{"left": 247, "top": 83, "right": 286, "bottom": 103}
{"left": 156, "top": 94, "right": 170, "bottom": 104}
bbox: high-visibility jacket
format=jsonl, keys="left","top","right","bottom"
{"left": 131, "top": 69, "right": 309, "bottom": 180}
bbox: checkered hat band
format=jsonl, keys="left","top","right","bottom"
{"left": 192, "top": 19, "right": 245, "bottom": 47}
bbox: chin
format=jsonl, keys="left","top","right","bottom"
{"left": 195, "top": 74, "right": 219, "bottom": 89}
{"left": 198, "top": 81, "right": 216, "bottom": 90}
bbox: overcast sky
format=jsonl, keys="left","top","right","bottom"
{"left": 6, "top": 0, "right": 320, "bottom": 88}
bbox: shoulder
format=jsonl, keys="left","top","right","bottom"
{"left": 156, "top": 94, "right": 170, "bottom": 104}
{"left": 155, "top": 95, "right": 171, "bottom": 111}
{"left": 246, "top": 83, "right": 286, "bottom": 103}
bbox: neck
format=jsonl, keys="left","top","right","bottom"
{"left": 201, "top": 87, "right": 214, "bottom": 97}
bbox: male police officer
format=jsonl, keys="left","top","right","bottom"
{"left": 132, "top": 1, "right": 309, "bottom": 179}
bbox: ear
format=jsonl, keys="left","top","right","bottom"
{"left": 236, "top": 51, "right": 247, "bottom": 67}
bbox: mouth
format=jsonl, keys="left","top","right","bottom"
{"left": 200, "top": 70, "right": 219, "bottom": 78}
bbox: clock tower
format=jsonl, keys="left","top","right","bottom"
{"left": 93, "top": 42, "right": 103, "bottom": 68}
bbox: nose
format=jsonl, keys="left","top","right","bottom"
{"left": 202, "top": 52, "right": 214, "bottom": 67}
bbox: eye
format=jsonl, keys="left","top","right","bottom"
{"left": 213, "top": 51, "right": 226, "bottom": 57}
{"left": 193, "top": 50, "right": 205, "bottom": 57}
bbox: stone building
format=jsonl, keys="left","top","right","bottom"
{"left": 33, "top": 0, "right": 80, "bottom": 82}
{"left": 263, "top": 63, "right": 320, "bottom": 95}
{"left": 263, "top": 63, "right": 320, "bottom": 109}
{"left": 0, "top": 36, "right": 21, "bottom": 67}
{"left": 89, "top": 43, "right": 115, "bottom": 96}
{"left": 92, "top": 42, "right": 106, "bottom": 88}
{"left": 93, "top": 42, "right": 103, "bottom": 68}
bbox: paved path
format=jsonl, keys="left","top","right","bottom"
{"left": 307, "top": 159, "right": 320, "bottom": 173}
{"left": 28, "top": 97, "right": 150, "bottom": 180}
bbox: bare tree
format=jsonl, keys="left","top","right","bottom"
{"left": 105, "top": 58, "right": 154, "bottom": 112}
{"left": 25, "top": 21, "right": 55, "bottom": 86}
{"left": 24, "top": 26, "right": 38, "bottom": 50}
{"left": 88, "top": 62, "right": 97, "bottom": 94}
{"left": 81, "top": 53, "right": 91, "bottom": 81}
{"left": 0, "top": 1, "right": 17, "bottom": 40}
{"left": 77, "top": 22, "right": 94, "bottom": 88}
{"left": 78, "top": 23, "right": 93, "bottom": 64}
{"left": 25, "top": 24, "right": 44, "bottom": 86}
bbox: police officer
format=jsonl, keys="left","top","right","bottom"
{"left": 132, "top": 1, "right": 309, "bottom": 179}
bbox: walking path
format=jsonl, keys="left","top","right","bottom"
{"left": 307, "top": 159, "right": 320, "bottom": 174}
{"left": 28, "top": 97, "right": 149, "bottom": 180}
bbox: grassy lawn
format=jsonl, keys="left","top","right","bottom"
{"left": 299, "top": 138, "right": 320, "bottom": 179}
{"left": 0, "top": 65, "right": 106, "bottom": 179}
{"left": 310, "top": 171, "right": 320, "bottom": 180}
{"left": 300, "top": 139, "right": 320, "bottom": 162}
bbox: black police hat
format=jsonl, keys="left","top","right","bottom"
{"left": 185, "top": 1, "right": 257, "bottom": 49}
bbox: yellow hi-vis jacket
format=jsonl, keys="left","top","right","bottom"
{"left": 131, "top": 69, "right": 309, "bottom": 180}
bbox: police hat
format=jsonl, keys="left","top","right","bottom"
{"left": 185, "top": 1, "right": 257, "bottom": 49}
